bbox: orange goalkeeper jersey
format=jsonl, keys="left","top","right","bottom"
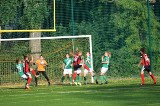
{"left": 36, "top": 59, "right": 47, "bottom": 71}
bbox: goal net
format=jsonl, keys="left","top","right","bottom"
{"left": 0, "top": 35, "right": 93, "bottom": 86}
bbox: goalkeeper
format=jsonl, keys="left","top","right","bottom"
{"left": 35, "top": 55, "right": 50, "bottom": 86}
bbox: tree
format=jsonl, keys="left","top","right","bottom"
{"left": 0, "top": 0, "right": 19, "bottom": 27}
{"left": 20, "top": 0, "right": 49, "bottom": 60}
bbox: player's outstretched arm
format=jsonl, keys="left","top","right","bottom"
{"left": 138, "top": 59, "right": 142, "bottom": 67}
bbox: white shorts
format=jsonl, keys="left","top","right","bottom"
{"left": 101, "top": 67, "right": 108, "bottom": 74}
{"left": 84, "top": 68, "right": 93, "bottom": 74}
{"left": 25, "top": 72, "right": 32, "bottom": 77}
{"left": 63, "top": 69, "right": 72, "bottom": 75}
{"left": 141, "top": 66, "right": 145, "bottom": 72}
{"left": 76, "top": 69, "right": 82, "bottom": 74}
{"left": 21, "top": 74, "right": 28, "bottom": 79}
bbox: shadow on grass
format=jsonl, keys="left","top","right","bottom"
{"left": 0, "top": 82, "right": 160, "bottom": 106}
{"left": 8, "top": 87, "right": 25, "bottom": 90}
{"left": 74, "top": 83, "right": 160, "bottom": 106}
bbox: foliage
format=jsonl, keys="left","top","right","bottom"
{"left": 70, "top": 0, "right": 160, "bottom": 76}
{"left": 0, "top": 0, "right": 19, "bottom": 26}
{"left": 19, "top": 0, "right": 49, "bottom": 29}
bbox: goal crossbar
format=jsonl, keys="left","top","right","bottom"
{"left": 0, "top": 35, "right": 91, "bottom": 41}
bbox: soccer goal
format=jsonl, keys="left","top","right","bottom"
{"left": 0, "top": 35, "right": 93, "bottom": 85}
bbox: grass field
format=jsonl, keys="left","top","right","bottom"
{"left": 0, "top": 77, "right": 160, "bottom": 106}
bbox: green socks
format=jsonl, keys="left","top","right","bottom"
{"left": 76, "top": 75, "right": 82, "bottom": 82}
{"left": 76, "top": 76, "right": 79, "bottom": 82}
{"left": 62, "top": 76, "right": 73, "bottom": 84}
{"left": 79, "top": 76, "right": 82, "bottom": 82}
{"left": 100, "top": 75, "right": 103, "bottom": 83}
{"left": 93, "top": 76, "right": 97, "bottom": 81}
{"left": 61, "top": 76, "right": 65, "bottom": 83}
{"left": 69, "top": 77, "right": 72, "bottom": 83}
{"left": 103, "top": 76, "right": 107, "bottom": 82}
{"left": 84, "top": 77, "right": 87, "bottom": 84}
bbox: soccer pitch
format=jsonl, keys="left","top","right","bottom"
{"left": 0, "top": 77, "right": 160, "bottom": 106}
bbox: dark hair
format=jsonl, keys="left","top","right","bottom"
{"left": 24, "top": 55, "right": 28, "bottom": 60}
{"left": 16, "top": 59, "right": 21, "bottom": 64}
{"left": 140, "top": 48, "right": 145, "bottom": 53}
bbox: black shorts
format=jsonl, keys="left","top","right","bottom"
{"left": 144, "top": 66, "right": 151, "bottom": 73}
{"left": 73, "top": 65, "right": 82, "bottom": 71}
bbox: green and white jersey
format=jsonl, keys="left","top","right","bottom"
{"left": 102, "top": 56, "right": 109, "bottom": 68}
{"left": 86, "top": 56, "right": 91, "bottom": 68}
{"left": 16, "top": 63, "right": 24, "bottom": 76}
{"left": 63, "top": 58, "right": 72, "bottom": 69}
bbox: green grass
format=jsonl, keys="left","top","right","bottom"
{"left": 0, "top": 77, "right": 160, "bottom": 106}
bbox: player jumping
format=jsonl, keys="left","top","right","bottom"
{"left": 70, "top": 50, "right": 83, "bottom": 86}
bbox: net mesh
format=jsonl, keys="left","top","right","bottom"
{"left": 0, "top": 36, "right": 91, "bottom": 85}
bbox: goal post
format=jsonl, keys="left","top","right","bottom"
{"left": 0, "top": 35, "right": 94, "bottom": 85}
{"left": 0, "top": 0, "right": 56, "bottom": 33}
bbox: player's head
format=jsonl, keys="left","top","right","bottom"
{"left": 16, "top": 59, "right": 21, "bottom": 64}
{"left": 104, "top": 51, "right": 108, "bottom": 56}
{"left": 105, "top": 51, "right": 111, "bottom": 57}
{"left": 86, "top": 52, "right": 90, "bottom": 56}
{"left": 77, "top": 51, "right": 82, "bottom": 56}
{"left": 39, "top": 55, "right": 44, "bottom": 60}
{"left": 24, "top": 55, "right": 28, "bottom": 60}
{"left": 66, "top": 54, "right": 70, "bottom": 58}
{"left": 76, "top": 50, "right": 82, "bottom": 56}
{"left": 107, "top": 52, "right": 111, "bottom": 57}
{"left": 140, "top": 48, "right": 145, "bottom": 54}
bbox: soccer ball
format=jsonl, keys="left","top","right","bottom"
{"left": 40, "top": 61, "right": 44, "bottom": 65}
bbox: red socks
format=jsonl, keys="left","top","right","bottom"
{"left": 31, "top": 70, "right": 37, "bottom": 76}
{"left": 140, "top": 74, "right": 144, "bottom": 85}
{"left": 83, "top": 64, "right": 90, "bottom": 71}
{"left": 72, "top": 72, "right": 77, "bottom": 81}
{"left": 27, "top": 77, "right": 32, "bottom": 85}
{"left": 141, "top": 73, "right": 156, "bottom": 85}
{"left": 150, "top": 74, "right": 156, "bottom": 84}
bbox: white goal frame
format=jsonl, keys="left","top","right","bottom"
{"left": 0, "top": 35, "right": 94, "bottom": 72}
